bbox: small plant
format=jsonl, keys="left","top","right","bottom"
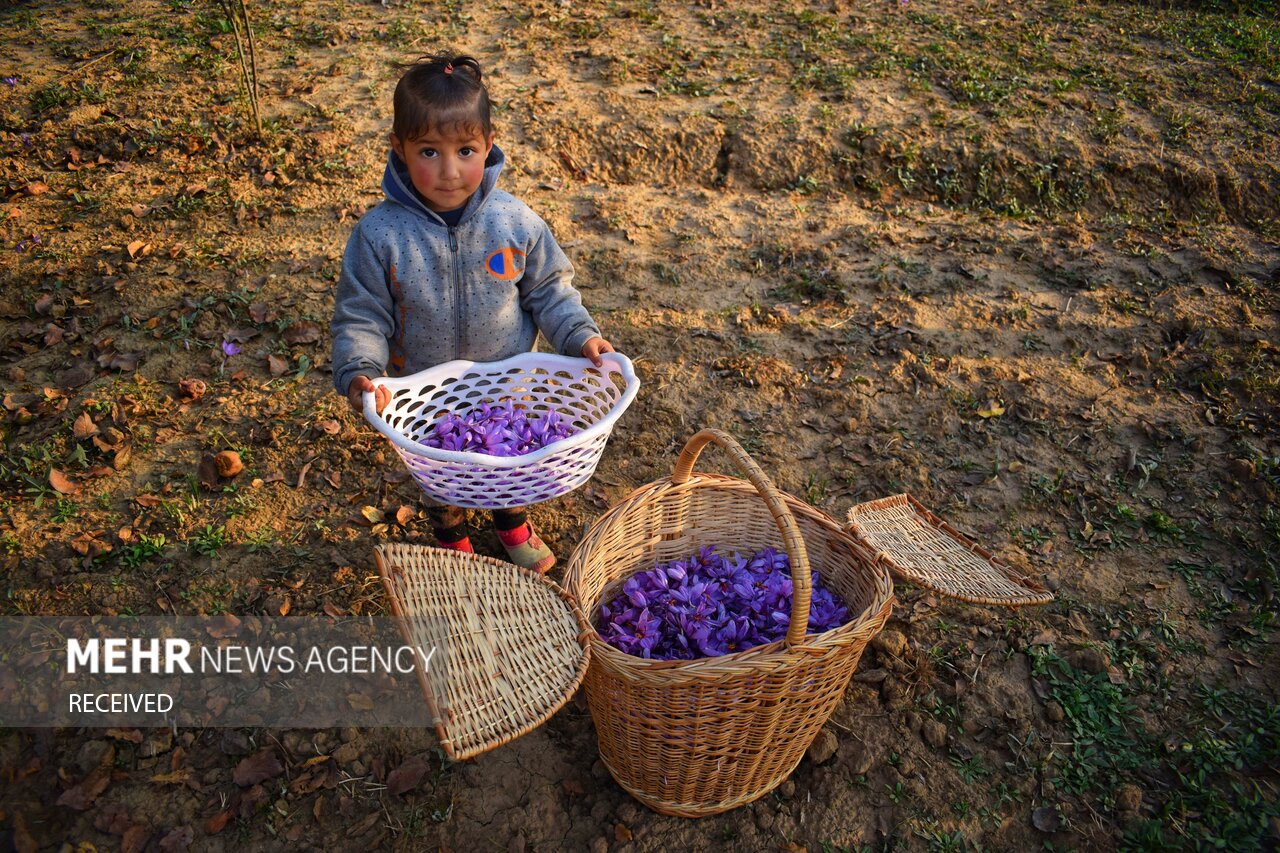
{"left": 805, "top": 473, "right": 829, "bottom": 505}
{"left": 120, "top": 533, "right": 167, "bottom": 568}
{"left": 218, "top": 0, "right": 262, "bottom": 136}
{"left": 51, "top": 498, "right": 78, "bottom": 523}
{"left": 1144, "top": 510, "right": 1184, "bottom": 540}
{"left": 949, "top": 754, "right": 989, "bottom": 785}
{"left": 189, "top": 524, "right": 228, "bottom": 556}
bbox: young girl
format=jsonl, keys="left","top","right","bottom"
{"left": 331, "top": 54, "right": 615, "bottom": 573}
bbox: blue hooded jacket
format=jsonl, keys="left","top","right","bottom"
{"left": 330, "top": 144, "right": 601, "bottom": 395}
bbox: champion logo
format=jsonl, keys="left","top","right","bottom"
{"left": 485, "top": 247, "right": 526, "bottom": 281}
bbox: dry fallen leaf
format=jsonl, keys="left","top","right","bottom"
{"left": 148, "top": 763, "right": 193, "bottom": 783}
{"left": 1030, "top": 628, "right": 1057, "bottom": 646}
{"left": 157, "top": 825, "right": 194, "bottom": 853}
{"left": 12, "top": 812, "right": 37, "bottom": 853}
{"left": 223, "top": 327, "right": 258, "bottom": 344}
{"left": 205, "top": 612, "right": 242, "bottom": 639}
{"left": 385, "top": 754, "right": 430, "bottom": 796}
{"left": 49, "top": 468, "right": 80, "bottom": 495}
{"left": 58, "top": 363, "right": 96, "bottom": 388}
{"left": 57, "top": 745, "right": 115, "bottom": 810}
{"left": 94, "top": 801, "right": 131, "bottom": 836}
{"left": 233, "top": 748, "right": 284, "bottom": 787}
{"left": 197, "top": 455, "right": 221, "bottom": 490}
{"left": 73, "top": 412, "right": 98, "bottom": 439}
{"left": 267, "top": 354, "right": 288, "bottom": 377}
{"left": 249, "top": 302, "right": 277, "bottom": 324}
{"left": 282, "top": 321, "right": 322, "bottom": 345}
{"left": 976, "top": 402, "right": 1005, "bottom": 418}
{"left": 204, "top": 810, "right": 232, "bottom": 835}
{"left": 346, "top": 692, "right": 375, "bottom": 712}
{"left": 106, "top": 728, "right": 144, "bottom": 743}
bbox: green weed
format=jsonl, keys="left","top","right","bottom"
{"left": 189, "top": 524, "right": 228, "bottom": 557}
{"left": 120, "top": 533, "right": 167, "bottom": 568}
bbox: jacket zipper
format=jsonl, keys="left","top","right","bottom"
{"left": 448, "top": 226, "right": 460, "bottom": 357}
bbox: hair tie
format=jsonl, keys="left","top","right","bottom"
{"left": 444, "top": 62, "right": 454, "bottom": 75}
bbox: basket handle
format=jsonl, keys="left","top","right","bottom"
{"left": 671, "top": 429, "right": 812, "bottom": 648}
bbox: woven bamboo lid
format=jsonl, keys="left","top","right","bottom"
{"left": 846, "top": 494, "right": 1053, "bottom": 607}
{"left": 374, "top": 543, "right": 592, "bottom": 760}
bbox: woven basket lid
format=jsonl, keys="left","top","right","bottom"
{"left": 374, "top": 543, "right": 592, "bottom": 760}
{"left": 846, "top": 494, "right": 1053, "bottom": 607}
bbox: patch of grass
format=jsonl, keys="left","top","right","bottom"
{"left": 915, "top": 827, "right": 976, "bottom": 853}
{"left": 1029, "top": 647, "right": 1151, "bottom": 797}
{"left": 1156, "top": 8, "right": 1280, "bottom": 80}
{"left": 1136, "top": 686, "right": 1280, "bottom": 850}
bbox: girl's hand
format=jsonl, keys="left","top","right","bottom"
{"left": 581, "top": 336, "right": 615, "bottom": 367}
{"left": 348, "top": 375, "right": 391, "bottom": 415}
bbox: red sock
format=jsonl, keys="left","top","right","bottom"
{"left": 496, "top": 523, "right": 531, "bottom": 547}
{"left": 437, "top": 535, "right": 473, "bottom": 553}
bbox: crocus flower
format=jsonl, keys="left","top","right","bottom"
{"left": 419, "top": 401, "right": 578, "bottom": 457}
{"left": 221, "top": 340, "right": 241, "bottom": 357}
{"left": 598, "top": 545, "right": 851, "bottom": 661}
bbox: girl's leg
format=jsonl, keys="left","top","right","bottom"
{"left": 492, "top": 508, "right": 555, "bottom": 574}
{"left": 428, "top": 504, "right": 472, "bottom": 552}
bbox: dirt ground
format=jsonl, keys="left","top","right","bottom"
{"left": 1, "top": 0, "right": 1278, "bottom": 849}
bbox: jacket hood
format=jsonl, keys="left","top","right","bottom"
{"left": 382, "top": 143, "right": 506, "bottom": 224}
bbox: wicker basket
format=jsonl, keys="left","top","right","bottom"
{"left": 362, "top": 352, "right": 639, "bottom": 509}
{"left": 563, "top": 429, "right": 895, "bottom": 817}
{"left": 375, "top": 543, "right": 592, "bottom": 761}
{"left": 847, "top": 494, "right": 1053, "bottom": 606}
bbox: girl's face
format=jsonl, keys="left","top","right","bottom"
{"left": 391, "top": 126, "right": 494, "bottom": 213}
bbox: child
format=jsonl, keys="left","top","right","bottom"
{"left": 331, "top": 53, "right": 615, "bottom": 574}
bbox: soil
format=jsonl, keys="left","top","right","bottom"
{"left": 0, "top": 0, "right": 1277, "bottom": 850}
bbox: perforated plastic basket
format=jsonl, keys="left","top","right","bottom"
{"left": 363, "top": 352, "right": 639, "bottom": 509}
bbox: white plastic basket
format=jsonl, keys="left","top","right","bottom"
{"left": 362, "top": 352, "right": 640, "bottom": 509}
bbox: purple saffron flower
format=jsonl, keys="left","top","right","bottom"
{"left": 221, "top": 340, "right": 241, "bottom": 357}
{"left": 623, "top": 576, "right": 652, "bottom": 609}
{"left": 710, "top": 617, "right": 755, "bottom": 655}
{"left": 598, "top": 545, "right": 851, "bottom": 661}
{"left": 420, "top": 400, "right": 579, "bottom": 457}
{"left": 2, "top": 77, "right": 18, "bottom": 86}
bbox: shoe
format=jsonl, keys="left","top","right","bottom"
{"left": 436, "top": 536, "right": 473, "bottom": 553}
{"left": 498, "top": 523, "right": 556, "bottom": 574}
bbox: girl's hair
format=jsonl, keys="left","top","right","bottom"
{"left": 392, "top": 54, "right": 492, "bottom": 142}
